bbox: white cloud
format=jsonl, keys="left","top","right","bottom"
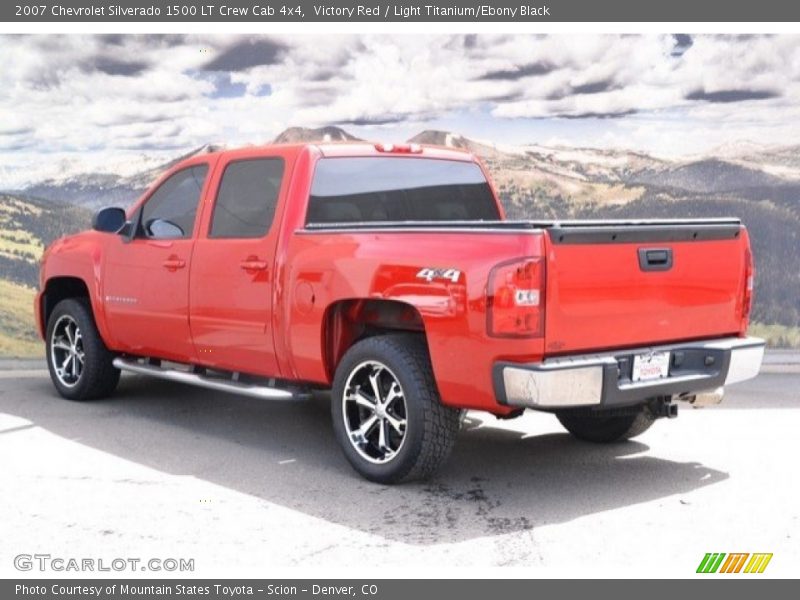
{"left": 1, "top": 33, "right": 800, "bottom": 186}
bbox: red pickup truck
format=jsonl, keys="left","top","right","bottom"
{"left": 36, "top": 142, "right": 765, "bottom": 483}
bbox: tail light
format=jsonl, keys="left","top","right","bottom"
{"left": 487, "top": 257, "right": 545, "bottom": 338}
{"left": 740, "top": 246, "right": 754, "bottom": 331}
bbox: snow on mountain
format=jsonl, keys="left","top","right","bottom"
{"left": 5, "top": 145, "right": 222, "bottom": 209}
{"left": 706, "top": 140, "right": 772, "bottom": 159}
{"left": 272, "top": 126, "right": 360, "bottom": 144}
{"left": 3, "top": 125, "right": 799, "bottom": 210}
{"left": 407, "top": 129, "right": 515, "bottom": 159}
{"left": 2, "top": 152, "right": 168, "bottom": 191}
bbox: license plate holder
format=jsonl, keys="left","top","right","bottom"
{"left": 632, "top": 351, "right": 670, "bottom": 382}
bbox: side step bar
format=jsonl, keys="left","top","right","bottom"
{"left": 112, "top": 357, "right": 299, "bottom": 401}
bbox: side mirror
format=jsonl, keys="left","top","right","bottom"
{"left": 92, "top": 207, "right": 127, "bottom": 234}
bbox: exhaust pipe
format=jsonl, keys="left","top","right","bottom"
{"left": 683, "top": 386, "right": 725, "bottom": 408}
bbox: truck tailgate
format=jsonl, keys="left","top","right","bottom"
{"left": 543, "top": 220, "right": 749, "bottom": 355}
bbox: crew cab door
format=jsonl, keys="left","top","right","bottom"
{"left": 188, "top": 151, "right": 288, "bottom": 377}
{"left": 103, "top": 160, "right": 212, "bottom": 361}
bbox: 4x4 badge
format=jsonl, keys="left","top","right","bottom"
{"left": 416, "top": 267, "right": 461, "bottom": 283}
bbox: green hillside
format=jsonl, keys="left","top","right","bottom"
{"left": 0, "top": 194, "right": 90, "bottom": 357}
{"left": 0, "top": 279, "right": 41, "bottom": 357}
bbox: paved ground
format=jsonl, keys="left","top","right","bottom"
{"left": 0, "top": 360, "right": 798, "bottom": 577}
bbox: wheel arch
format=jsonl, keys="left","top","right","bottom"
{"left": 41, "top": 276, "right": 91, "bottom": 332}
{"left": 39, "top": 275, "right": 116, "bottom": 349}
{"left": 321, "top": 298, "right": 427, "bottom": 381}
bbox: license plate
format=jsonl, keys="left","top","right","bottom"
{"left": 632, "top": 351, "right": 670, "bottom": 382}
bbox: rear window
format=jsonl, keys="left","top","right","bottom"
{"left": 306, "top": 157, "right": 500, "bottom": 225}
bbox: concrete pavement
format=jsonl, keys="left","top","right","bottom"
{"left": 0, "top": 364, "right": 798, "bottom": 577}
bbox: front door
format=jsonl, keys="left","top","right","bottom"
{"left": 103, "top": 161, "right": 212, "bottom": 362}
{"left": 189, "top": 154, "right": 287, "bottom": 377}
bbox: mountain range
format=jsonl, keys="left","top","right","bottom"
{"left": 1, "top": 125, "right": 798, "bottom": 355}
{"left": 8, "top": 126, "right": 800, "bottom": 212}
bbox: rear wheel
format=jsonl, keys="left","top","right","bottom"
{"left": 331, "top": 334, "right": 460, "bottom": 483}
{"left": 556, "top": 408, "right": 655, "bottom": 443}
{"left": 46, "top": 298, "right": 120, "bottom": 400}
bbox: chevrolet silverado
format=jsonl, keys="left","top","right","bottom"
{"left": 35, "top": 142, "right": 765, "bottom": 482}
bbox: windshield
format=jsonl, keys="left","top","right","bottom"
{"left": 307, "top": 157, "right": 500, "bottom": 224}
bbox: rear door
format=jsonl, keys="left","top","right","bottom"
{"left": 543, "top": 221, "right": 749, "bottom": 355}
{"left": 188, "top": 151, "right": 288, "bottom": 377}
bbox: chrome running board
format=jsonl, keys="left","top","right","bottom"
{"left": 112, "top": 357, "right": 298, "bottom": 401}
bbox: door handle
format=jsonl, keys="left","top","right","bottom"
{"left": 240, "top": 258, "right": 268, "bottom": 272}
{"left": 162, "top": 257, "right": 186, "bottom": 271}
{"left": 638, "top": 248, "right": 673, "bottom": 271}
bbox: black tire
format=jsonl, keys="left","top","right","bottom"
{"left": 331, "top": 334, "right": 460, "bottom": 484}
{"left": 556, "top": 408, "right": 655, "bottom": 443}
{"left": 46, "top": 298, "right": 120, "bottom": 401}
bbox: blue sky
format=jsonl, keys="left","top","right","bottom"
{"left": 1, "top": 34, "right": 799, "bottom": 186}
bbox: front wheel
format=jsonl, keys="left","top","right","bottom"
{"left": 331, "top": 334, "right": 460, "bottom": 484}
{"left": 556, "top": 408, "right": 655, "bottom": 443}
{"left": 46, "top": 298, "right": 120, "bottom": 401}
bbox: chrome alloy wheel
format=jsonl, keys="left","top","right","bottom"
{"left": 50, "top": 315, "right": 84, "bottom": 388}
{"left": 342, "top": 360, "right": 408, "bottom": 464}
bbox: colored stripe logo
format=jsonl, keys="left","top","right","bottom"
{"left": 697, "top": 553, "right": 773, "bottom": 574}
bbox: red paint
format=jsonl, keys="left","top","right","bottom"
{"left": 543, "top": 234, "right": 748, "bottom": 355}
{"left": 36, "top": 143, "right": 755, "bottom": 415}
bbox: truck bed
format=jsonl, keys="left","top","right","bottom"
{"left": 303, "top": 217, "right": 749, "bottom": 356}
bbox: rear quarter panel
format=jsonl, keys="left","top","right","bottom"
{"left": 280, "top": 229, "right": 545, "bottom": 413}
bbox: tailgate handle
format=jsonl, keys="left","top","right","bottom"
{"left": 638, "top": 248, "right": 673, "bottom": 271}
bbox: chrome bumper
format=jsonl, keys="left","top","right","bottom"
{"left": 494, "top": 336, "right": 765, "bottom": 410}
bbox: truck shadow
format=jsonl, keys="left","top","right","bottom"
{"left": 9, "top": 374, "right": 728, "bottom": 545}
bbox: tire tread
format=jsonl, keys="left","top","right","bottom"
{"left": 46, "top": 298, "right": 120, "bottom": 401}
{"left": 332, "top": 333, "right": 460, "bottom": 483}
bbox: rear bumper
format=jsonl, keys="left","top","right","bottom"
{"left": 494, "top": 336, "right": 765, "bottom": 410}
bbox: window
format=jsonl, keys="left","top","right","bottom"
{"left": 139, "top": 165, "right": 208, "bottom": 239}
{"left": 209, "top": 158, "right": 285, "bottom": 238}
{"left": 306, "top": 157, "right": 500, "bottom": 225}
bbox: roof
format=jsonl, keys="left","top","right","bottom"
{"left": 208, "top": 141, "right": 476, "bottom": 162}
